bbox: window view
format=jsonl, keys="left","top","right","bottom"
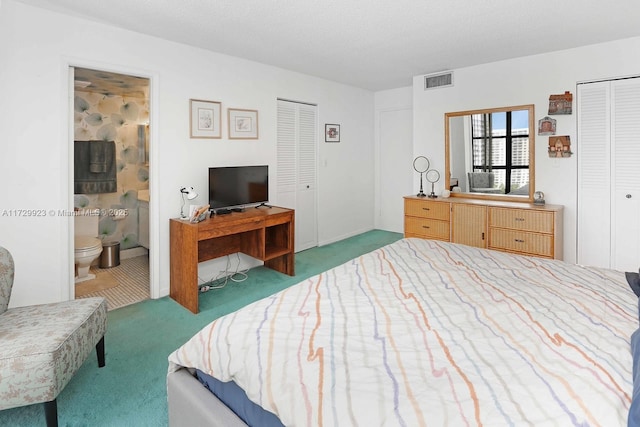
{"left": 470, "top": 109, "right": 529, "bottom": 194}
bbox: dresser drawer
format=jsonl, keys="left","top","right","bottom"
{"left": 405, "top": 217, "right": 450, "bottom": 241}
{"left": 489, "top": 228, "right": 553, "bottom": 258}
{"left": 405, "top": 199, "right": 450, "bottom": 221}
{"left": 489, "top": 207, "right": 554, "bottom": 234}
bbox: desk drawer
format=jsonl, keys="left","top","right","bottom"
{"left": 489, "top": 208, "right": 554, "bottom": 233}
{"left": 489, "top": 228, "right": 553, "bottom": 258}
{"left": 405, "top": 199, "right": 450, "bottom": 220}
{"left": 405, "top": 217, "right": 450, "bottom": 241}
{"left": 265, "top": 212, "right": 293, "bottom": 227}
{"left": 199, "top": 218, "right": 263, "bottom": 240}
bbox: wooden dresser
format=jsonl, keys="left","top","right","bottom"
{"left": 404, "top": 196, "right": 564, "bottom": 260}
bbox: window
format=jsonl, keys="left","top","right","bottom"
{"left": 470, "top": 110, "right": 529, "bottom": 194}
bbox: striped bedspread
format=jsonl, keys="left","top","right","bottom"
{"left": 168, "top": 238, "right": 637, "bottom": 426}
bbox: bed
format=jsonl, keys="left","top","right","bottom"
{"left": 167, "top": 238, "right": 639, "bottom": 426}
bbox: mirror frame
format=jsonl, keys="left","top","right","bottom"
{"left": 444, "top": 104, "right": 535, "bottom": 203}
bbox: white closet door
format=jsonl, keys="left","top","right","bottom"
{"left": 295, "top": 104, "right": 318, "bottom": 251}
{"left": 378, "top": 108, "right": 412, "bottom": 233}
{"left": 611, "top": 79, "right": 640, "bottom": 272}
{"left": 577, "top": 81, "right": 611, "bottom": 268}
{"left": 276, "top": 100, "right": 318, "bottom": 252}
{"left": 276, "top": 101, "right": 297, "bottom": 210}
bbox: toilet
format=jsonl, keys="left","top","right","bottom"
{"left": 74, "top": 212, "right": 103, "bottom": 283}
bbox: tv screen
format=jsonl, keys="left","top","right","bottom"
{"left": 208, "top": 165, "right": 268, "bottom": 210}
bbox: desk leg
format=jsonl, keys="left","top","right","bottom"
{"left": 170, "top": 221, "right": 199, "bottom": 313}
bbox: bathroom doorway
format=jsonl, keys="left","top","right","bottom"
{"left": 71, "top": 66, "right": 151, "bottom": 310}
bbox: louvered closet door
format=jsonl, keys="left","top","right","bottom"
{"left": 277, "top": 100, "right": 318, "bottom": 252}
{"left": 577, "top": 78, "right": 640, "bottom": 271}
{"left": 611, "top": 79, "right": 640, "bottom": 272}
{"left": 577, "top": 81, "right": 611, "bottom": 269}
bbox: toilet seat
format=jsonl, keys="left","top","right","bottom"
{"left": 75, "top": 236, "right": 102, "bottom": 252}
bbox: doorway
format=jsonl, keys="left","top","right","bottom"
{"left": 71, "top": 66, "right": 151, "bottom": 309}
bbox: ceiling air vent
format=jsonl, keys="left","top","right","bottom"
{"left": 424, "top": 71, "right": 453, "bottom": 90}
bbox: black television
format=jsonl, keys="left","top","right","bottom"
{"left": 208, "top": 165, "right": 269, "bottom": 210}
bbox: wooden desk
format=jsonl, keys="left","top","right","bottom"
{"left": 170, "top": 207, "right": 295, "bottom": 313}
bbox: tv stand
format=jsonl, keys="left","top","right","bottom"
{"left": 255, "top": 202, "right": 272, "bottom": 209}
{"left": 170, "top": 207, "right": 295, "bottom": 313}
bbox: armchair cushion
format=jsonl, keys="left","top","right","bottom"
{"left": 0, "top": 247, "right": 14, "bottom": 315}
{"left": 0, "top": 297, "right": 107, "bottom": 410}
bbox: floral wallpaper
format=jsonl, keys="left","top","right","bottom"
{"left": 73, "top": 92, "right": 149, "bottom": 250}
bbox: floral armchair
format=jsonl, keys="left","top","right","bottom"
{"left": 0, "top": 246, "right": 107, "bottom": 427}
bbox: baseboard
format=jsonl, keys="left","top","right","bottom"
{"left": 317, "top": 227, "right": 375, "bottom": 247}
{"left": 121, "top": 247, "right": 149, "bottom": 260}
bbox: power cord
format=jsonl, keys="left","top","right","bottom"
{"left": 198, "top": 253, "right": 249, "bottom": 293}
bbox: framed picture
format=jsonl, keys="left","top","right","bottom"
{"left": 228, "top": 108, "right": 259, "bottom": 139}
{"left": 325, "top": 124, "right": 340, "bottom": 143}
{"left": 190, "top": 99, "right": 221, "bottom": 139}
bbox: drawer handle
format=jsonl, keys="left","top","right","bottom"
{"left": 422, "top": 225, "right": 430, "bottom": 229}
{"left": 514, "top": 239, "right": 525, "bottom": 243}
{"left": 515, "top": 218, "right": 525, "bottom": 222}
{"left": 422, "top": 207, "right": 430, "bottom": 211}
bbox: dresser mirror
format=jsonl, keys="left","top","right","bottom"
{"left": 445, "top": 104, "right": 535, "bottom": 203}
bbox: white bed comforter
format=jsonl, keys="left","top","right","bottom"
{"left": 169, "top": 238, "right": 637, "bottom": 426}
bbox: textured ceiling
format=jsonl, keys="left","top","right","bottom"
{"left": 16, "top": 0, "right": 640, "bottom": 91}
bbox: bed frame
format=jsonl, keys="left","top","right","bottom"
{"left": 167, "top": 369, "right": 247, "bottom": 427}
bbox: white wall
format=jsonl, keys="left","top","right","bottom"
{"left": 412, "top": 36, "right": 640, "bottom": 263}
{"left": 0, "top": 0, "right": 375, "bottom": 307}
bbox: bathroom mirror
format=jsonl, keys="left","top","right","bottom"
{"left": 445, "top": 104, "right": 535, "bottom": 203}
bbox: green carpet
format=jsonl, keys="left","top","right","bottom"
{"left": 0, "top": 230, "right": 402, "bottom": 426}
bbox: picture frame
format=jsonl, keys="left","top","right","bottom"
{"left": 228, "top": 108, "right": 259, "bottom": 139}
{"left": 190, "top": 99, "right": 222, "bottom": 139}
{"left": 325, "top": 123, "right": 340, "bottom": 143}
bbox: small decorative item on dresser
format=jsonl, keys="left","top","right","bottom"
{"left": 534, "top": 191, "right": 545, "bottom": 205}
{"left": 426, "top": 169, "right": 440, "bottom": 198}
{"left": 441, "top": 189, "right": 451, "bottom": 198}
{"left": 413, "top": 156, "right": 430, "bottom": 197}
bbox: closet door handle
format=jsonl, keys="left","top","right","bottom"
{"left": 626, "top": 194, "right": 632, "bottom": 199}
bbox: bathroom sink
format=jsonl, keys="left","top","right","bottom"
{"left": 138, "top": 189, "right": 150, "bottom": 202}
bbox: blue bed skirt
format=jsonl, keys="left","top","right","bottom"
{"left": 195, "top": 369, "right": 284, "bottom": 427}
